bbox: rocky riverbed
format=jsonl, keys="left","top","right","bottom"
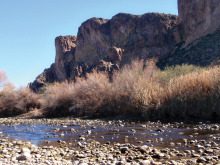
{"left": 0, "top": 118, "right": 219, "bottom": 164}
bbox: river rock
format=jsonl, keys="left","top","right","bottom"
{"left": 139, "top": 160, "right": 151, "bottom": 165}
{"left": 120, "top": 147, "right": 129, "bottom": 153}
{"left": 197, "top": 157, "right": 206, "bottom": 163}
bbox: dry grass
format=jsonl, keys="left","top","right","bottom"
{"left": 42, "top": 60, "right": 159, "bottom": 117}
{"left": 103, "top": 59, "right": 162, "bottom": 116}
{"left": 43, "top": 73, "right": 112, "bottom": 117}
{"left": 0, "top": 71, "right": 40, "bottom": 117}
{"left": 155, "top": 64, "right": 201, "bottom": 84}
{"left": 153, "top": 67, "right": 220, "bottom": 121}
{"left": 42, "top": 60, "right": 220, "bottom": 121}
{"left": 0, "top": 87, "right": 41, "bottom": 117}
{"left": 2, "top": 61, "right": 219, "bottom": 120}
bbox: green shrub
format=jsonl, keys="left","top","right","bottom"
{"left": 155, "top": 64, "right": 201, "bottom": 84}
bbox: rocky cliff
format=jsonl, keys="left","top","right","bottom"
{"left": 158, "top": 0, "right": 220, "bottom": 67}
{"left": 29, "top": 0, "right": 220, "bottom": 92}
{"left": 54, "top": 36, "right": 77, "bottom": 81}
{"left": 29, "top": 13, "right": 178, "bottom": 92}
{"left": 158, "top": 30, "right": 220, "bottom": 68}
{"left": 28, "top": 36, "right": 77, "bottom": 92}
{"left": 75, "top": 13, "right": 178, "bottom": 67}
{"left": 178, "top": 0, "right": 220, "bottom": 46}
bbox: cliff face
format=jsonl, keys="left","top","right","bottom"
{"left": 29, "top": 13, "right": 178, "bottom": 92}
{"left": 28, "top": 36, "right": 77, "bottom": 92}
{"left": 178, "top": 0, "right": 220, "bottom": 46}
{"left": 75, "top": 13, "right": 178, "bottom": 67}
{"left": 158, "top": 30, "right": 220, "bottom": 68}
{"left": 29, "top": 0, "right": 220, "bottom": 92}
{"left": 55, "top": 36, "right": 77, "bottom": 81}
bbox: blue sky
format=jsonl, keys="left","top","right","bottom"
{"left": 0, "top": 0, "right": 178, "bottom": 87}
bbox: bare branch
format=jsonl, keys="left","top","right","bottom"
{"left": 0, "top": 70, "right": 9, "bottom": 90}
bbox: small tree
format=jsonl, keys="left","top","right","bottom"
{"left": 0, "top": 71, "right": 7, "bottom": 89}
{"left": 0, "top": 70, "right": 12, "bottom": 91}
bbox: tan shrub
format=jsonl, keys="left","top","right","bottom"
{"left": 42, "top": 60, "right": 220, "bottom": 121}
{"left": 0, "top": 88, "right": 41, "bottom": 117}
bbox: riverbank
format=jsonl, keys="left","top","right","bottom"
{"left": 0, "top": 118, "right": 219, "bottom": 164}
{"left": 1, "top": 60, "right": 220, "bottom": 121}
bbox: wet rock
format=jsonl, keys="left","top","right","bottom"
{"left": 120, "top": 147, "right": 129, "bottom": 153}
{"left": 197, "top": 157, "right": 206, "bottom": 163}
{"left": 155, "top": 129, "right": 163, "bottom": 132}
{"left": 86, "top": 130, "right": 91, "bottom": 134}
{"left": 79, "top": 137, "right": 86, "bottom": 141}
{"left": 77, "top": 154, "right": 86, "bottom": 158}
{"left": 204, "top": 149, "right": 214, "bottom": 154}
{"left": 136, "top": 146, "right": 148, "bottom": 154}
{"left": 192, "top": 153, "right": 200, "bottom": 158}
{"left": 211, "top": 125, "right": 219, "bottom": 129}
{"left": 184, "top": 150, "right": 191, "bottom": 155}
{"left": 152, "top": 153, "right": 165, "bottom": 159}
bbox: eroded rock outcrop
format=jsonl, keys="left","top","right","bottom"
{"left": 29, "top": 0, "right": 220, "bottom": 92}
{"left": 55, "top": 36, "right": 77, "bottom": 81}
{"left": 178, "top": 0, "right": 220, "bottom": 46}
{"left": 75, "top": 13, "right": 178, "bottom": 67}
{"left": 29, "top": 13, "right": 178, "bottom": 92}
{"left": 28, "top": 36, "right": 77, "bottom": 92}
{"left": 108, "top": 47, "right": 123, "bottom": 65}
{"left": 28, "top": 64, "right": 56, "bottom": 92}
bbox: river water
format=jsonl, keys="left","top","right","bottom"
{"left": 0, "top": 118, "right": 219, "bottom": 154}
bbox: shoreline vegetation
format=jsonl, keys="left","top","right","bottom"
{"left": 0, "top": 60, "right": 220, "bottom": 121}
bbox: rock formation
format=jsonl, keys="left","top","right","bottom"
{"left": 28, "top": 36, "right": 77, "bottom": 92}
{"left": 29, "top": 0, "right": 220, "bottom": 92}
{"left": 55, "top": 36, "right": 77, "bottom": 81}
{"left": 108, "top": 47, "right": 123, "bottom": 65}
{"left": 178, "top": 0, "right": 220, "bottom": 46}
{"left": 158, "top": 30, "right": 220, "bottom": 68}
{"left": 75, "top": 13, "right": 178, "bottom": 67}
